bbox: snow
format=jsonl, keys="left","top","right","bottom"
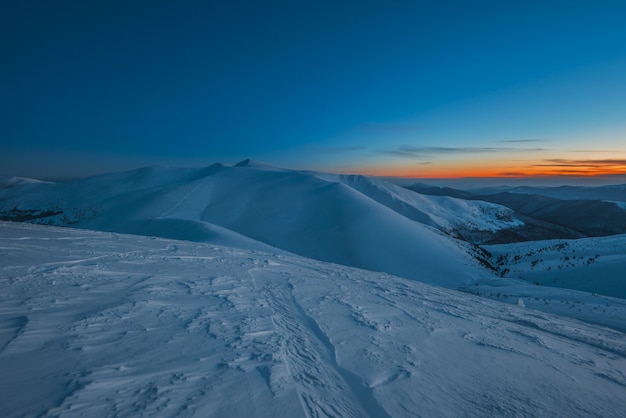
{"left": 0, "top": 176, "right": 52, "bottom": 186}
{"left": 608, "top": 200, "right": 626, "bottom": 210}
{"left": 2, "top": 221, "right": 626, "bottom": 417}
{"left": 0, "top": 162, "right": 501, "bottom": 288}
{"left": 233, "top": 158, "right": 287, "bottom": 171}
{"left": 3, "top": 161, "right": 626, "bottom": 416}
{"left": 486, "top": 235, "right": 626, "bottom": 299}
{"left": 465, "top": 275, "right": 626, "bottom": 334}
{"left": 316, "top": 172, "right": 524, "bottom": 234}
{"left": 0, "top": 176, "right": 52, "bottom": 190}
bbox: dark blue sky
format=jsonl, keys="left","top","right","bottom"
{"left": 2, "top": 1, "right": 626, "bottom": 179}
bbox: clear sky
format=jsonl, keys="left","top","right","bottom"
{"left": 2, "top": 1, "right": 626, "bottom": 180}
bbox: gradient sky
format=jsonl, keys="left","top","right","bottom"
{"left": 2, "top": 1, "right": 626, "bottom": 180}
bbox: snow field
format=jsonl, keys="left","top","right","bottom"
{"left": 486, "top": 234, "right": 626, "bottom": 299}
{"left": 1, "top": 222, "right": 626, "bottom": 417}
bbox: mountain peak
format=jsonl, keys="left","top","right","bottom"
{"left": 234, "top": 159, "right": 283, "bottom": 170}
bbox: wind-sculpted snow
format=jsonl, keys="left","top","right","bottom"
{"left": 2, "top": 222, "right": 626, "bottom": 417}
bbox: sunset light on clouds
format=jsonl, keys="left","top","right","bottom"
{"left": 335, "top": 148, "right": 626, "bottom": 178}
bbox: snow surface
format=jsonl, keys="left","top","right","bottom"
{"left": 328, "top": 174, "right": 524, "bottom": 234}
{"left": 2, "top": 162, "right": 626, "bottom": 327}
{"left": 2, "top": 222, "right": 626, "bottom": 417}
{"left": 0, "top": 176, "right": 52, "bottom": 189}
{"left": 486, "top": 234, "right": 626, "bottom": 299}
{"left": 0, "top": 163, "right": 516, "bottom": 288}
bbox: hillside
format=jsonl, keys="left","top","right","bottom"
{"left": 3, "top": 162, "right": 626, "bottom": 305}
{"left": 506, "top": 184, "right": 626, "bottom": 202}
{"left": 485, "top": 234, "right": 626, "bottom": 299}
{"left": 0, "top": 161, "right": 519, "bottom": 287}
{"left": 2, "top": 222, "right": 625, "bottom": 417}
{"left": 405, "top": 182, "right": 626, "bottom": 241}
{"left": 477, "top": 192, "right": 626, "bottom": 237}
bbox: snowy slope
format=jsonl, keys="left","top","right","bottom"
{"left": 0, "top": 161, "right": 507, "bottom": 287}
{"left": 485, "top": 234, "right": 626, "bottom": 299}
{"left": 408, "top": 182, "right": 626, "bottom": 241}
{"left": 0, "top": 176, "right": 52, "bottom": 189}
{"left": 2, "top": 222, "right": 626, "bottom": 417}
{"left": 329, "top": 174, "right": 523, "bottom": 236}
{"left": 476, "top": 192, "right": 626, "bottom": 238}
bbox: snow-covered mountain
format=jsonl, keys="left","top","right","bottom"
{"left": 0, "top": 160, "right": 526, "bottom": 287}
{"left": 505, "top": 184, "right": 626, "bottom": 202}
{"left": 0, "top": 176, "right": 52, "bottom": 190}
{"left": 407, "top": 182, "right": 626, "bottom": 241}
{"left": 329, "top": 173, "right": 523, "bottom": 242}
{"left": 476, "top": 192, "right": 626, "bottom": 238}
{"left": 2, "top": 222, "right": 625, "bottom": 417}
{"left": 3, "top": 161, "right": 626, "bottom": 301}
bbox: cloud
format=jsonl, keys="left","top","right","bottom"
{"left": 498, "top": 171, "right": 530, "bottom": 177}
{"left": 496, "top": 139, "right": 546, "bottom": 143}
{"left": 421, "top": 146, "right": 505, "bottom": 153}
{"left": 569, "top": 149, "right": 624, "bottom": 153}
{"left": 530, "top": 158, "right": 626, "bottom": 175}
{"left": 380, "top": 147, "right": 427, "bottom": 159}
{"left": 380, "top": 145, "right": 548, "bottom": 159}
{"left": 533, "top": 158, "right": 626, "bottom": 167}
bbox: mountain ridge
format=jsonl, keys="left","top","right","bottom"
{"left": 3, "top": 161, "right": 626, "bottom": 299}
{"left": 0, "top": 161, "right": 514, "bottom": 287}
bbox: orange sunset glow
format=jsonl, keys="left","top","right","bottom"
{"left": 342, "top": 156, "right": 626, "bottom": 179}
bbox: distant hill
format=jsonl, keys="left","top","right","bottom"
{"left": 476, "top": 192, "right": 626, "bottom": 237}
{"left": 505, "top": 184, "right": 626, "bottom": 202}
{"left": 405, "top": 182, "right": 626, "bottom": 241}
{"left": 1, "top": 160, "right": 513, "bottom": 287}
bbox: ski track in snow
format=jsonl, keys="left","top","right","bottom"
{"left": 1, "top": 222, "right": 626, "bottom": 417}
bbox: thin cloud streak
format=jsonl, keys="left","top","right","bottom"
{"left": 380, "top": 145, "right": 548, "bottom": 159}
{"left": 569, "top": 149, "right": 625, "bottom": 153}
{"left": 496, "top": 139, "right": 546, "bottom": 143}
{"left": 526, "top": 158, "right": 626, "bottom": 176}
{"left": 533, "top": 158, "right": 626, "bottom": 167}
{"left": 419, "top": 146, "right": 502, "bottom": 153}
{"left": 380, "top": 149, "right": 427, "bottom": 160}
{"left": 498, "top": 171, "right": 529, "bottom": 177}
